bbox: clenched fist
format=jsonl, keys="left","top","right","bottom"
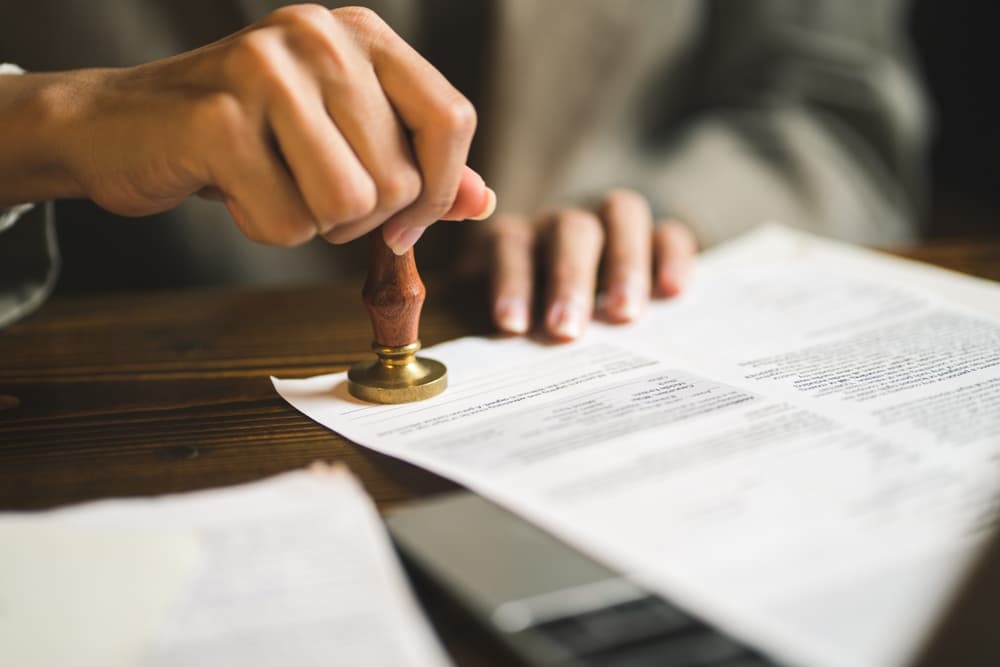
{"left": 0, "top": 4, "right": 495, "bottom": 254}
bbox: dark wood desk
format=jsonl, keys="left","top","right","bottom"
{"left": 2, "top": 240, "right": 998, "bottom": 665}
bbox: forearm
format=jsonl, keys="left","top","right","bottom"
{"left": 0, "top": 69, "right": 84, "bottom": 207}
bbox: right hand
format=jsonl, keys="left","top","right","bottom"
{"left": 42, "top": 4, "right": 495, "bottom": 253}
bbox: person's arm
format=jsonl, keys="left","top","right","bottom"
{"left": 0, "top": 63, "right": 58, "bottom": 331}
{"left": 0, "top": 5, "right": 495, "bottom": 256}
{"left": 0, "top": 66, "right": 81, "bottom": 212}
{"left": 0, "top": 64, "right": 38, "bottom": 234}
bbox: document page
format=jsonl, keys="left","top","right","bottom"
{"left": 274, "top": 225, "right": 1000, "bottom": 667}
{"left": 1, "top": 467, "right": 451, "bottom": 667}
{"left": 0, "top": 525, "right": 198, "bottom": 667}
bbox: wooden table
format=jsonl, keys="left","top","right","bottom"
{"left": 2, "top": 240, "right": 998, "bottom": 664}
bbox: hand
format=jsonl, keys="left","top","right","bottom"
{"left": 2, "top": 4, "right": 494, "bottom": 253}
{"left": 469, "top": 189, "right": 697, "bottom": 341}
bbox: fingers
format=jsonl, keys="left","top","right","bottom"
{"left": 188, "top": 5, "right": 490, "bottom": 249}
{"left": 488, "top": 215, "right": 535, "bottom": 334}
{"left": 195, "top": 92, "right": 316, "bottom": 247}
{"left": 220, "top": 147, "right": 316, "bottom": 247}
{"left": 380, "top": 165, "right": 496, "bottom": 255}
{"left": 263, "top": 41, "right": 378, "bottom": 238}
{"left": 472, "top": 192, "right": 697, "bottom": 342}
{"left": 543, "top": 209, "right": 605, "bottom": 341}
{"left": 599, "top": 189, "right": 653, "bottom": 323}
{"left": 653, "top": 219, "right": 697, "bottom": 297}
{"left": 440, "top": 167, "right": 496, "bottom": 222}
{"left": 362, "top": 7, "right": 479, "bottom": 250}
{"left": 314, "top": 35, "right": 423, "bottom": 245}
{"left": 278, "top": 7, "right": 489, "bottom": 251}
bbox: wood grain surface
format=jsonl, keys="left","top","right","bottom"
{"left": 0, "top": 277, "right": 493, "bottom": 512}
{"left": 1, "top": 240, "right": 997, "bottom": 666}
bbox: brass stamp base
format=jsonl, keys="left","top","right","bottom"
{"left": 347, "top": 341, "right": 447, "bottom": 404}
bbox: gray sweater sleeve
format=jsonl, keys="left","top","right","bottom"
{"left": 633, "top": 0, "right": 929, "bottom": 246}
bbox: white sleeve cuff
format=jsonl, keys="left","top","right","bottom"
{"left": 0, "top": 63, "right": 35, "bottom": 234}
{"left": 0, "top": 203, "right": 35, "bottom": 234}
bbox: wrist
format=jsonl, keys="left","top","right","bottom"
{"left": 0, "top": 70, "right": 90, "bottom": 206}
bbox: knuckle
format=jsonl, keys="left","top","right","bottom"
{"left": 494, "top": 217, "right": 535, "bottom": 251}
{"left": 546, "top": 211, "right": 603, "bottom": 284}
{"left": 421, "top": 190, "right": 458, "bottom": 220}
{"left": 602, "top": 188, "right": 647, "bottom": 218}
{"left": 192, "top": 91, "right": 243, "bottom": 128}
{"left": 190, "top": 93, "right": 247, "bottom": 148}
{"left": 272, "top": 4, "right": 353, "bottom": 70}
{"left": 272, "top": 3, "right": 331, "bottom": 28}
{"left": 330, "top": 176, "right": 378, "bottom": 222}
{"left": 228, "top": 32, "right": 274, "bottom": 69}
{"left": 436, "top": 96, "right": 477, "bottom": 137}
{"left": 377, "top": 169, "right": 422, "bottom": 212}
{"left": 224, "top": 32, "right": 284, "bottom": 87}
{"left": 657, "top": 219, "right": 696, "bottom": 248}
{"left": 550, "top": 261, "right": 583, "bottom": 288}
{"left": 555, "top": 208, "right": 604, "bottom": 241}
{"left": 332, "top": 6, "right": 386, "bottom": 36}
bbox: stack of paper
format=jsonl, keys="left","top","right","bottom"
{"left": 275, "top": 225, "right": 1000, "bottom": 667}
{"left": 0, "top": 466, "right": 451, "bottom": 667}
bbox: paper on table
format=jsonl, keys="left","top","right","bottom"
{"left": 274, "top": 225, "right": 1000, "bottom": 667}
{"left": 0, "top": 466, "right": 452, "bottom": 667}
{"left": 0, "top": 525, "right": 199, "bottom": 667}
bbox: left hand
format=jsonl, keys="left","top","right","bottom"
{"left": 465, "top": 189, "right": 698, "bottom": 341}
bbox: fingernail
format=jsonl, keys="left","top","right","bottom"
{"left": 470, "top": 187, "right": 497, "bottom": 221}
{"left": 605, "top": 279, "right": 646, "bottom": 322}
{"left": 658, "top": 266, "right": 687, "bottom": 297}
{"left": 548, "top": 299, "right": 585, "bottom": 340}
{"left": 495, "top": 297, "right": 529, "bottom": 334}
{"left": 387, "top": 226, "right": 426, "bottom": 256}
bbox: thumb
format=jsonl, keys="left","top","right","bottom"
{"left": 440, "top": 166, "right": 497, "bottom": 221}
{"left": 381, "top": 166, "right": 497, "bottom": 256}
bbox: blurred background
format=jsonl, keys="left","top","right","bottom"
{"left": 910, "top": 1, "right": 1000, "bottom": 240}
{"left": 5, "top": 0, "right": 999, "bottom": 294}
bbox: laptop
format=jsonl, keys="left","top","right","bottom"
{"left": 387, "top": 490, "right": 1000, "bottom": 667}
{"left": 387, "top": 491, "right": 778, "bottom": 666}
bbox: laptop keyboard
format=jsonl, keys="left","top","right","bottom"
{"left": 519, "top": 596, "right": 777, "bottom": 667}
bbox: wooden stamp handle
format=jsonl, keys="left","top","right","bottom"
{"left": 362, "top": 231, "right": 426, "bottom": 348}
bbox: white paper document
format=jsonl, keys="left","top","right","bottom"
{"left": 274, "top": 225, "right": 1000, "bottom": 667}
{"left": 0, "top": 467, "right": 451, "bottom": 667}
{"left": 0, "top": 525, "right": 199, "bottom": 667}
